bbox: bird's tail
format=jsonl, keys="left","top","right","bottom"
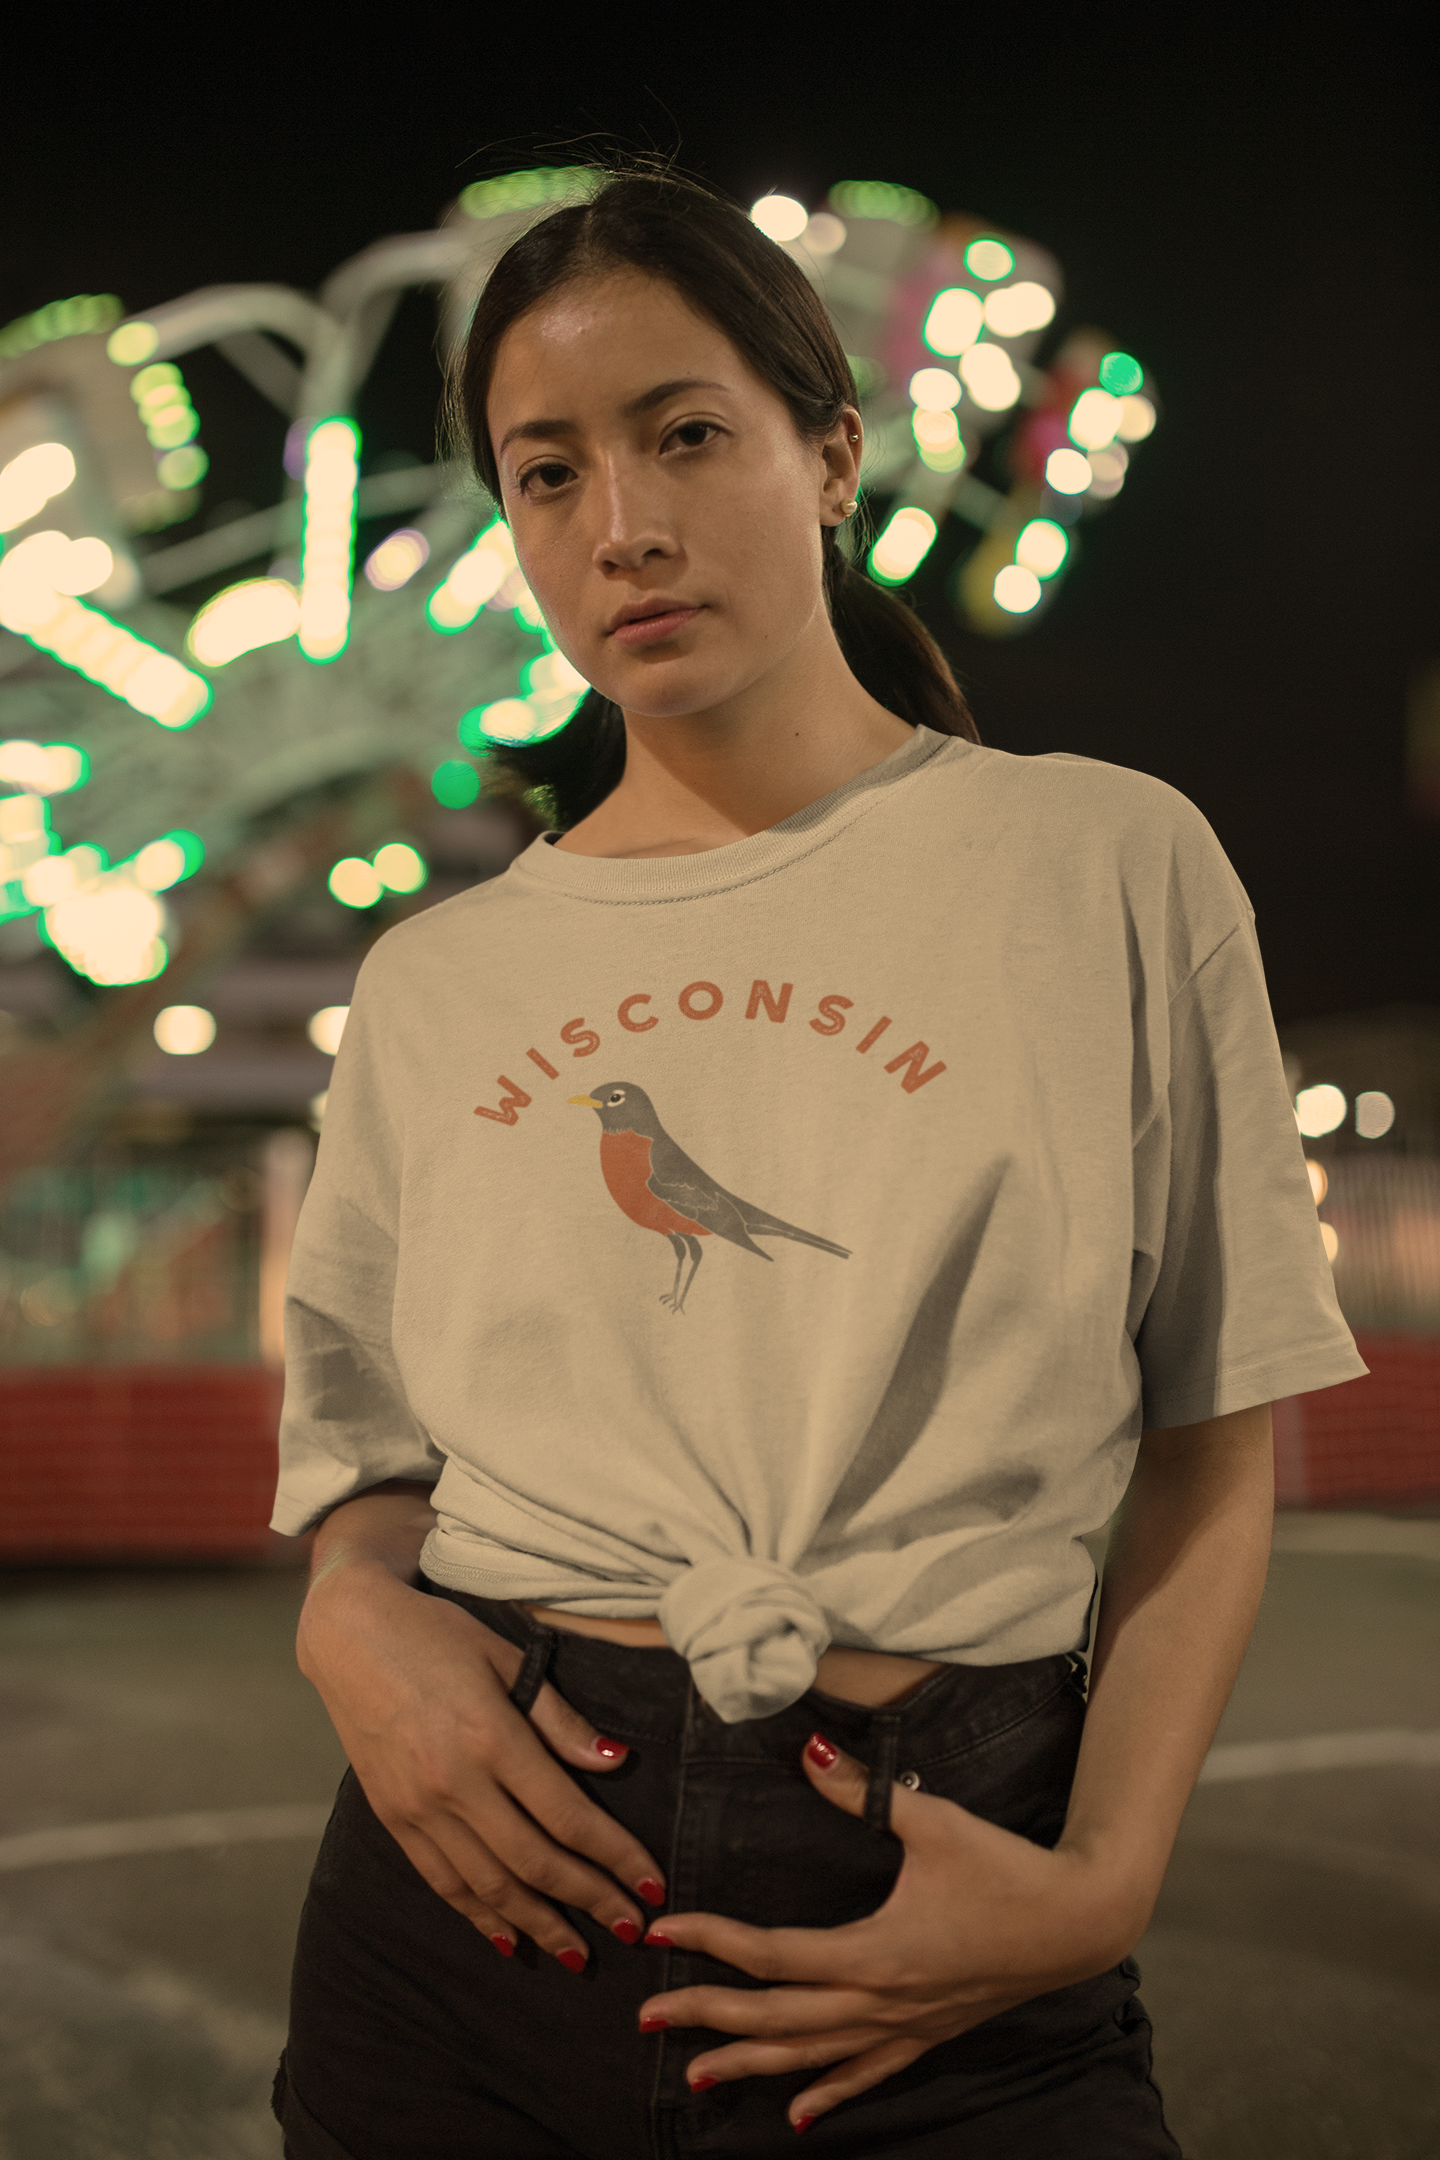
{"left": 745, "top": 1214, "right": 850, "bottom": 1259}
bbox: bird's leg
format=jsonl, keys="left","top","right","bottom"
{"left": 660, "top": 1232, "right": 688, "bottom": 1310}
{"left": 672, "top": 1236, "right": 704, "bottom": 1316}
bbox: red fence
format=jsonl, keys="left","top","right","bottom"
{"left": 1, "top": 1334, "right": 1436, "bottom": 1561}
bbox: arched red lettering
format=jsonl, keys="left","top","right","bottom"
{"left": 618, "top": 995, "right": 658, "bottom": 1033}
{"left": 809, "top": 995, "right": 853, "bottom": 1037}
{"left": 474, "top": 1077, "right": 533, "bottom": 1125}
{"left": 560, "top": 1017, "right": 601, "bottom": 1057}
{"left": 678, "top": 981, "right": 724, "bottom": 1020}
{"left": 745, "top": 980, "right": 793, "bottom": 1022}
{"left": 884, "top": 1042, "right": 947, "bottom": 1093}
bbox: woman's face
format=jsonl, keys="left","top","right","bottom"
{"left": 486, "top": 270, "right": 856, "bottom": 718}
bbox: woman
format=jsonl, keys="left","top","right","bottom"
{"left": 269, "top": 167, "right": 1364, "bottom": 2158}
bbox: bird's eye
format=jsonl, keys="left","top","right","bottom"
{"left": 609, "top": 1091, "right": 625, "bottom": 1103}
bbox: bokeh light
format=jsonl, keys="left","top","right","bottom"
{"left": 307, "top": 1006, "right": 349, "bottom": 1055}
{"left": 0, "top": 740, "right": 87, "bottom": 793}
{"left": 1068, "top": 389, "right": 1124, "bottom": 450}
{"left": 1045, "top": 448, "right": 1093, "bottom": 494}
{"left": 432, "top": 760, "right": 482, "bottom": 808}
{"left": 106, "top": 321, "right": 159, "bottom": 365}
{"left": 922, "top": 288, "right": 985, "bottom": 356}
{"left": 1319, "top": 1222, "right": 1340, "bottom": 1264}
{"left": 154, "top": 1005, "right": 216, "bottom": 1055}
{"left": 133, "top": 831, "right": 203, "bottom": 892}
{"left": 427, "top": 521, "right": 517, "bottom": 633}
{"left": 994, "top": 564, "right": 1042, "bottom": 614}
{"left": 909, "top": 367, "right": 962, "bottom": 411}
{"left": 373, "top": 842, "right": 427, "bottom": 892}
{"left": 965, "top": 238, "right": 1014, "bottom": 280}
{"left": 0, "top": 443, "right": 76, "bottom": 532}
{"left": 1099, "top": 352, "right": 1145, "bottom": 395}
{"left": 1086, "top": 448, "right": 1128, "bottom": 498}
{"left": 1306, "top": 1159, "right": 1329, "bottom": 1204}
{"left": 187, "top": 579, "right": 300, "bottom": 666}
{"left": 1015, "top": 519, "right": 1069, "bottom": 577}
{"left": 298, "top": 419, "right": 360, "bottom": 663}
{"left": 364, "top": 528, "right": 430, "bottom": 591}
{"left": 868, "top": 506, "right": 937, "bottom": 585}
{"left": 1116, "top": 394, "right": 1157, "bottom": 443}
{"left": 983, "top": 282, "right": 1056, "bottom": 337}
{"left": 157, "top": 446, "right": 208, "bottom": 491}
{"left": 802, "top": 212, "right": 846, "bottom": 254}
{"left": 328, "top": 857, "right": 383, "bottom": 908}
{"left": 958, "top": 344, "right": 1022, "bottom": 411}
{"left": 750, "top": 194, "right": 809, "bottom": 243}
{"left": 1296, "top": 1083, "right": 1347, "bottom": 1137}
{"left": 1355, "top": 1090, "right": 1396, "bottom": 1138}
{"left": 0, "top": 547, "right": 211, "bottom": 728}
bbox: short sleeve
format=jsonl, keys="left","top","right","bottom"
{"left": 269, "top": 952, "right": 443, "bottom": 1536}
{"left": 1132, "top": 913, "right": 1369, "bottom": 1430}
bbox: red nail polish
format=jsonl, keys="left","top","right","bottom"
{"left": 593, "top": 1736, "right": 627, "bottom": 1760}
{"left": 794, "top": 2115, "right": 816, "bottom": 2134}
{"left": 690, "top": 2073, "right": 718, "bottom": 2091}
{"left": 805, "top": 1732, "right": 838, "bottom": 1770}
{"left": 489, "top": 1934, "right": 513, "bottom": 1958}
{"left": 557, "top": 1948, "right": 586, "bottom": 1974}
{"left": 644, "top": 1927, "right": 675, "bottom": 1947}
{"left": 612, "top": 1918, "right": 641, "bottom": 1945}
{"left": 637, "top": 1877, "right": 666, "bottom": 1905}
{"left": 638, "top": 2014, "right": 670, "bottom": 2033}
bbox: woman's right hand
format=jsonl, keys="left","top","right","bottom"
{"left": 295, "top": 1487, "right": 666, "bottom": 1969}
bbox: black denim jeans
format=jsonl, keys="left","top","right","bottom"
{"left": 274, "top": 1582, "right": 1180, "bottom": 2159}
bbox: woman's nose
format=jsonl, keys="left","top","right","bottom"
{"left": 592, "top": 468, "right": 677, "bottom": 574}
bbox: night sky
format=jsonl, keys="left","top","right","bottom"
{"left": 3, "top": 23, "right": 1433, "bottom": 1025}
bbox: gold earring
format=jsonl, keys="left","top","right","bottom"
{"left": 848, "top": 433, "right": 859, "bottom": 442}
{"left": 841, "top": 498, "right": 859, "bottom": 517}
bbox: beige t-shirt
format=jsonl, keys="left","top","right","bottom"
{"left": 272, "top": 726, "right": 1365, "bottom": 1721}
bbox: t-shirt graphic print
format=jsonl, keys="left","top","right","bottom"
{"left": 272, "top": 726, "right": 1367, "bottom": 1723}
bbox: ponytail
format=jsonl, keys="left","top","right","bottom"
{"left": 456, "top": 165, "right": 980, "bottom": 831}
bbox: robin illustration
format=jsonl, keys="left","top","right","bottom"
{"left": 568, "top": 1081, "right": 850, "bottom": 1314}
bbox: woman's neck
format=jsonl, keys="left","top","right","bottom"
{"left": 554, "top": 623, "right": 913, "bottom": 860}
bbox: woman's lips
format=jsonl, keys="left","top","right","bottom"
{"left": 610, "top": 606, "right": 701, "bottom": 650}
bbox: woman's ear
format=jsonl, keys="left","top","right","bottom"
{"left": 819, "top": 407, "right": 863, "bottom": 527}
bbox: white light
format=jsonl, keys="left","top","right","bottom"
{"left": 0, "top": 791, "right": 51, "bottom": 887}
{"left": 1045, "top": 448, "right": 1093, "bottom": 494}
{"left": 923, "top": 288, "right": 985, "bottom": 356}
{"left": 328, "top": 857, "right": 383, "bottom": 908}
{"left": 0, "top": 442, "right": 76, "bottom": 532}
{"left": 1355, "top": 1090, "right": 1395, "bottom": 1138}
{"left": 1295, "top": 1083, "right": 1347, "bottom": 1137}
{"left": 1087, "top": 448, "right": 1128, "bottom": 498}
{"left": 1305, "top": 1159, "right": 1329, "bottom": 1205}
{"left": 958, "top": 343, "right": 1022, "bottom": 411}
{"left": 478, "top": 698, "right": 541, "bottom": 742}
{"left": 0, "top": 740, "right": 84, "bottom": 793}
{"left": 52, "top": 537, "right": 113, "bottom": 595}
{"left": 22, "top": 844, "right": 101, "bottom": 908}
{"left": 298, "top": 419, "right": 360, "bottom": 663}
{"left": 132, "top": 837, "right": 188, "bottom": 891}
{"left": 364, "top": 528, "right": 431, "bottom": 591}
{"left": 982, "top": 281, "right": 1056, "bottom": 338}
{"left": 750, "top": 194, "right": 809, "bottom": 243}
{"left": 154, "top": 1004, "right": 216, "bottom": 1055}
{"left": 0, "top": 529, "right": 110, "bottom": 595}
{"left": 994, "top": 564, "right": 1042, "bottom": 613}
{"left": 0, "top": 555, "right": 210, "bottom": 729}
{"left": 308, "top": 1090, "right": 329, "bottom": 1129}
{"left": 187, "top": 578, "right": 300, "bottom": 666}
{"left": 913, "top": 408, "right": 960, "bottom": 451}
{"left": 1319, "top": 1222, "right": 1340, "bottom": 1264}
{"left": 1117, "top": 394, "right": 1157, "bottom": 442}
{"left": 373, "top": 842, "right": 427, "bottom": 893}
{"left": 427, "top": 521, "right": 517, "bottom": 633}
{"left": 909, "top": 367, "right": 962, "bottom": 411}
{"left": 869, "top": 506, "right": 937, "bottom": 584}
{"left": 965, "top": 239, "right": 1014, "bottom": 281}
{"left": 1068, "top": 388, "right": 1124, "bottom": 450}
{"left": 1015, "top": 519, "right": 1068, "bottom": 577}
{"left": 48, "top": 883, "right": 167, "bottom": 986}
{"left": 802, "top": 211, "right": 846, "bottom": 255}
{"left": 307, "top": 1005, "right": 349, "bottom": 1055}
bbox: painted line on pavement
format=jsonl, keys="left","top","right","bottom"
{"left": 0, "top": 1803, "right": 331, "bottom": 1873}
{"left": 1199, "top": 1728, "right": 1440, "bottom": 1782}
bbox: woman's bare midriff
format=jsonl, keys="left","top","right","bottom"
{"left": 519, "top": 1604, "right": 946, "bottom": 1708}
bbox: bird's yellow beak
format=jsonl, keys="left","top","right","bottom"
{"left": 568, "top": 1094, "right": 602, "bottom": 1108}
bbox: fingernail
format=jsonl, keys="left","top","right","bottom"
{"left": 593, "top": 1736, "right": 627, "bottom": 1760}
{"left": 794, "top": 2115, "right": 816, "bottom": 2134}
{"left": 557, "top": 1948, "right": 586, "bottom": 1974}
{"left": 638, "top": 2013, "right": 670, "bottom": 2033}
{"left": 637, "top": 1877, "right": 666, "bottom": 1905}
{"left": 489, "top": 1933, "right": 513, "bottom": 1958}
{"left": 690, "top": 2073, "right": 718, "bottom": 2091}
{"left": 805, "top": 1732, "right": 838, "bottom": 1770}
{"left": 612, "top": 1918, "right": 641, "bottom": 1945}
{"left": 644, "top": 1927, "right": 675, "bottom": 1947}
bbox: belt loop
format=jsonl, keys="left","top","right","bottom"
{"left": 863, "top": 1710, "right": 902, "bottom": 1834}
{"left": 508, "top": 1613, "right": 558, "bottom": 1715}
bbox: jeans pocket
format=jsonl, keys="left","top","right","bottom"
{"left": 895, "top": 1663, "right": 1084, "bottom": 1848}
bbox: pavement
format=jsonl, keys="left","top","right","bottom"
{"left": 0, "top": 1515, "right": 1436, "bottom": 2160}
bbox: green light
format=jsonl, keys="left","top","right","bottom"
{"left": 107, "top": 321, "right": 159, "bottom": 366}
{"left": 1098, "top": 351, "right": 1144, "bottom": 395}
{"left": 131, "top": 362, "right": 182, "bottom": 397}
{"left": 157, "top": 445, "right": 208, "bottom": 490}
{"left": 457, "top": 706, "right": 488, "bottom": 751}
{"left": 827, "top": 180, "right": 938, "bottom": 230}
{"left": 432, "top": 759, "right": 481, "bottom": 808}
{"left": 459, "top": 168, "right": 599, "bottom": 220}
{"left": 164, "top": 829, "right": 205, "bottom": 877}
{"left": 964, "top": 238, "right": 1014, "bottom": 281}
{"left": 0, "top": 293, "right": 123, "bottom": 362}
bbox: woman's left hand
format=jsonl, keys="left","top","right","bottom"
{"left": 637, "top": 1731, "right": 1149, "bottom": 2134}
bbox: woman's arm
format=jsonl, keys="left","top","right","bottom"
{"left": 295, "top": 1482, "right": 669, "bottom": 1966}
{"left": 634, "top": 1402, "right": 1275, "bottom": 2128}
{"left": 1058, "top": 1399, "right": 1274, "bottom": 1939}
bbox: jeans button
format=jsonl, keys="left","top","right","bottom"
{"left": 898, "top": 1770, "right": 922, "bottom": 1791}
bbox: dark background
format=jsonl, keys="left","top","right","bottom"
{"left": 2, "top": 17, "right": 1433, "bottom": 1023}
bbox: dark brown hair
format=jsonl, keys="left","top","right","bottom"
{"left": 449, "top": 165, "right": 979, "bottom": 828}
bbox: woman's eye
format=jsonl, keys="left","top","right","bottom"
{"left": 522, "top": 462, "right": 573, "bottom": 495}
{"left": 669, "top": 421, "right": 717, "bottom": 451}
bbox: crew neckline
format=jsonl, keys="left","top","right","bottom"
{"left": 510, "top": 725, "right": 970, "bottom": 904}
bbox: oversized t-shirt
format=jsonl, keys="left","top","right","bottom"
{"left": 271, "top": 726, "right": 1366, "bottom": 1721}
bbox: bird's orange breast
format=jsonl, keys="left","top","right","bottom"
{"left": 599, "top": 1128, "right": 709, "bottom": 1238}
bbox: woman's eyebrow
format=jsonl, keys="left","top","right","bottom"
{"left": 498, "top": 379, "right": 730, "bottom": 457}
